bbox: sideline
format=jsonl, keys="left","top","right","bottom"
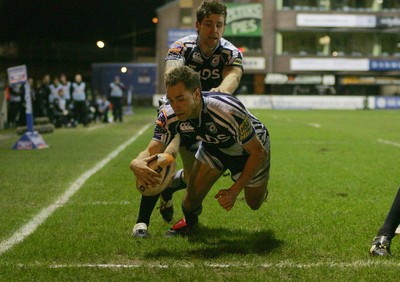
{"left": 12, "top": 260, "right": 400, "bottom": 269}
{"left": 378, "top": 138, "right": 400, "bottom": 148}
{"left": 0, "top": 123, "right": 152, "bottom": 256}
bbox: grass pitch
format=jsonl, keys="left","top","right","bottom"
{"left": 0, "top": 108, "right": 400, "bottom": 281}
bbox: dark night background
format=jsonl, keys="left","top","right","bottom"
{"left": 0, "top": 0, "right": 166, "bottom": 46}
{"left": 0, "top": 0, "right": 168, "bottom": 77}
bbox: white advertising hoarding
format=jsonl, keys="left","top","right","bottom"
{"left": 236, "top": 95, "right": 366, "bottom": 110}
{"left": 297, "top": 14, "right": 376, "bottom": 28}
{"left": 154, "top": 94, "right": 366, "bottom": 110}
{"left": 243, "top": 57, "right": 265, "bottom": 71}
{"left": 291, "top": 58, "right": 370, "bottom": 71}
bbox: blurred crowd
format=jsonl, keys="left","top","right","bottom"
{"left": 4, "top": 74, "right": 126, "bottom": 129}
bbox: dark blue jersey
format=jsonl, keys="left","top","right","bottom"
{"left": 165, "top": 34, "right": 243, "bottom": 91}
{"left": 153, "top": 92, "right": 269, "bottom": 157}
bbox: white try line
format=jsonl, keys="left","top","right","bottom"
{"left": 14, "top": 260, "right": 400, "bottom": 269}
{"left": 378, "top": 139, "right": 400, "bottom": 148}
{"left": 87, "top": 124, "right": 107, "bottom": 131}
{"left": 308, "top": 123, "right": 321, "bottom": 128}
{"left": 0, "top": 123, "right": 152, "bottom": 256}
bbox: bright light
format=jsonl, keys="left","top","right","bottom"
{"left": 152, "top": 17, "right": 158, "bottom": 24}
{"left": 121, "top": 67, "right": 128, "bottom": 73}
{"left": 319, "top": 35, "right": 330, "bottom": 45}
{"left": 96, "top": 41, "right": 105, "bottom": 48}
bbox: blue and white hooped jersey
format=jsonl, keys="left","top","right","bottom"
{"left": 165, "top": 34, "right": 243, "bottom": 91}
{"left": 152, "top": 92, "right": 269, "bottom": 157}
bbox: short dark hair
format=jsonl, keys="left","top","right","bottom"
{"left": 196, "top": 0, "right": 227, "bottom": 24}
{"left": 165, "top": 66, "right": 202, "bottom": 92}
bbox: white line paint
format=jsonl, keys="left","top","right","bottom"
{"left": 378, "top": 138, "right": 400, "bottom": 148}
{"left": 0, "top": 123, "right": 152, "bottom": 256}
{"left": 87, "top": 124, "right": 106, "bottom": 131}
{"left": 69, "top": 200, "right": 132, "bottom": 206}
{"left": 308, "top": 123, "right": 321, "bottom": 128}
{"left": 89, "top": 201, "right": 131, "bottom": 205}
{"left": 13, "top": 260, "right": 400, "bottom": 269}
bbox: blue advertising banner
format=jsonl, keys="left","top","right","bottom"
{"left": 167, "top": 29, "right": 196, "bottom": 47}
{"left": 91, "top": 63, "right": 157, "bottom": 101}
{"left": 375, "top": 96, "right": 400, "bottom": 109}
{"left": 12, "top": 131, "right": 49, "bottom": 150}
{"left": 370, "top": 60, "right": 400, "bottom": 71}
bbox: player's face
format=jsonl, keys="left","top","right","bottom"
{"left": 196, "top": 14, "right": 225, "bottom": 54}
{"left": 166, "top": 82, "right": 201, "bottom": 121}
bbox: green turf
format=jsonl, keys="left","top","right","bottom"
{"left": 0, "top": 108, "right": 399, "bottom": 281}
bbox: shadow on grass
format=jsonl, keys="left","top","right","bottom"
{"left": 144, "top": 226, "right": 283, "bottom": 259}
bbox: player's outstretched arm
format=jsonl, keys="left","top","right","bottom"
{"left": 209, "top": 66, "right": 243, "bottom": 94}
{"left": 215, "top": 136, "right": 267, "bottom": 211}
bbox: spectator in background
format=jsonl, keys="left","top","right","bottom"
{"left": 49, "top": 77, "right": 62, "bottom": 104}
{"left": 95, "top": 95, "right": 110, "bottom": 123}
{"left": 33, "top": 78, "right": 46, "bottom": 117}
{"left": 60, "top": 73, "right": 72, "bottom": 108}
{"left": 41, "top": 74, "right": 51, "bottom": 117}
{"left": 7, "top": 83, "right": 23, "bottom": 128}
{"left": 71, "top": 73, "right": 88, "bottom": 127}
{"left": 108, "top": 76, "right": 125, "bottom": 122}
{"left": 48, "top": 77, "right": 63, "bottom": 124}
{"left": 52, "top": 88, "right": 73, "bottom": 128}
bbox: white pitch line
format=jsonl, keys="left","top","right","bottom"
{"left": 87, "top": 124, "right": 107, "bottom": 131}
{"left": 378, "top": 138, "right": 400, "bottom": 148}
{"left": 0, "top": 123, "right": 152, "bottom": 256}
{"left": 308, "top": 123, "right": 321, "bottom": 128}
{"left": 89, "top": 200, "right": 131, "bottom": 205}
{"left": 14, "top": 260, "right": 400, "bottom": 269}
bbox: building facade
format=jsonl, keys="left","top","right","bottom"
{"left": 156, "top": 0, "right": 400, "bottom": 95}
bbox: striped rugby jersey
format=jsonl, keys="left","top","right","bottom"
{"left": 165, "top": 34, "right": 243, "bottom": 91}
{"left": 153, "top": 92, "right": 269, "bottom": 157}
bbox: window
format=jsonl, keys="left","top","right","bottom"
{"left": 381, "top": 33, "right": 400, "bottom": 56}
{"left": 280, "top": 31, "right": 377, "bottom": 57}
{"left": 330, "top": 33, "right": 375, "bottom": 56}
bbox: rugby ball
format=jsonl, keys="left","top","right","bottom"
{"left": 136, "top": 153, "right": 176, "bottom": 196}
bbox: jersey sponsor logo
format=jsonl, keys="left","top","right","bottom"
{"left": 206, "top": 122, "right": 217, "bottom": 134}
{"left": 192, "top": 52, "right": 203, "bottom": 64}
{"left": 179, "top": 122, "right": 195, "bottom": 132}
{"left": 211, "top": 55, "right": 220, "bottom": 67}
{"left": 197, "top": 134, "right": 231, "bottom": 144}
{"left": 200, "top": 69, "right": 221, "bottom": 80}
{"left": 239, "top": 116, "right": 253, "bottom": 141}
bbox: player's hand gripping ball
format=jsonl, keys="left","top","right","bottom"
{"left": 136, "top": 153, "right": 176, "bottom": 196}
